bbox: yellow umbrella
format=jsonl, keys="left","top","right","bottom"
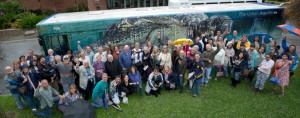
{"left": 173, "top": 38, "right": 194, "bottom": 46}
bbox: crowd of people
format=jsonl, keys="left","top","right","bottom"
{"left": 3, "top": 25, "right": 298, "bottom": 117}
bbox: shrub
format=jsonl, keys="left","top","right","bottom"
{"left": 0, "top": 0, "right": 24, "bottom": 14}
{"left": 16, "top": 15, "right": 46, "bottom": 29}
{"left": 65, "top": 3, "right": 88, "bottom": 12}
{"left": 14, "top": 12, "right": 36, "bottom": 19}
{"left": 0, "top": 17, "right": 10, "bottom": 29}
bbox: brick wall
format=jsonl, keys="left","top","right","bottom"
{"left": 87, "top": 0, "right": 108, "bottom": 11}
{"left": 16, "top": 0, "right": 88, "bottom": 12}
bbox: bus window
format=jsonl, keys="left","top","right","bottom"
{"left": 46, "top": 35, "right": 70, "bottom": 55}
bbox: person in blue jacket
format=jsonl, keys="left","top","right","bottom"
{"left": 119, "top": 45, "right": 132, "bottom": 78}
{"left": 16, "top": 65, "right": 39, "bottom": 112}
{"left": 280, "top": 36, "right": 298, "bottom": 71}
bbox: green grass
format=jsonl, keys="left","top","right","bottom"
{"left": 1, "top": 70, "right": 300, "bottom": 118}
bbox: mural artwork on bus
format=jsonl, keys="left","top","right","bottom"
{"left": 81, "top": 11, "right": 283, "bottom": 53}
{"left": 89, "top": 13, "right": 232, "bottom": 50}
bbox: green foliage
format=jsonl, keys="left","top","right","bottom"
{"left": 14, "top": 12, "right": 36, "bottom": 19}
{"left": 0, "top": 0, "right": 24, "bottom": 14}
{"left": 0, "top": 17, "right": 10, "bottom": 29}
{"left": 65, "top": 3, "right": 88, "bottom": 12}
{"left": 16, "top": 15, "right": 46, "bottom": 29}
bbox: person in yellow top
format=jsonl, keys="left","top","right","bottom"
{"left": 236, "top": 35, "right": 251, "bottom": 50}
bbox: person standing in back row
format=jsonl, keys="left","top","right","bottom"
{"left": 202, "top": 43, "right": 220, "bottom": 86}
{"left": 78, "top": 41, "right": 95, "bottom": 65}
{"left": 119, "top": 45, "right": 132, "bottom": 78}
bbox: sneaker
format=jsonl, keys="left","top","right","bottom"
{"left": 193, "top": 94, "right": 197, "bottom": 97}
{"left": 32, "top": 109, "right": 37, "bottom": 114}
{"left": 186, "top": 90, "right": 192, "bottom": 93}
{"left": 111, "top": 103, "right": 122, "bottom": 111}
{"left": 205, "top": 83, "right": 208, "bottom": 87}
{"left": 214, "top": 78, "right": 217, "bottom": 81}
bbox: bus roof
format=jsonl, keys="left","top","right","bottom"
{"left": 38, "top": 3, "right": 282, "bottom": 25}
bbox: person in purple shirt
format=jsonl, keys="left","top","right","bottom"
{"left": 94, "top": 55, "right": 106, "bottom": 83}
{"left": 128, "top": 66, "right": 143, "bottom": 96}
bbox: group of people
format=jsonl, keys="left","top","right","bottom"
{"left": 4, "top": 25, "right": 298, "bottom": 117}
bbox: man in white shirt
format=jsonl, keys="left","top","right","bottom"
{"left": 94, "top": 47, "right": 107, "bottom": 63}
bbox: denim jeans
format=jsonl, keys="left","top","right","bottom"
{"left": 35, "top": 106, "right": 52, "bottom": 118}
{"left": 91, "top": 98, "right": 105, "bottom": 108}
{"left": 191, "top": 78, "right": 202, "bottom": 95}
{"left": 12, "top": 92, "right": 26, "bottom": 109}
{"left": 132, "top": 82, "right": 143, "bottom": 96}
{"left": 202, "top": 67, "right": 212, "bottom": 84}
{"left": 255, "top": 71, "right": 270, "bottom": 90}
{"left": 61, "top": 77, "right": 75, "bottom": 93}
{"left": 211, "top": 66, "right": 221, "bottom": 78}
{"left": 173, "top": 73, "right": 180, "bottom": 89}
{"left": 223, "top": 66, "right": 229, "bottom": 78}
{"left": 24, "top": 95, "right": 37, "bottom": 110}
{"left": 231, "top": 69, "right": 241, "bottom": 81}
{"left": 179, "top": 76, "right": 184, "bottom": 92}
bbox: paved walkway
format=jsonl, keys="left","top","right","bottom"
{"left": 0, "top": 38, "right": 41, "bottom": 96}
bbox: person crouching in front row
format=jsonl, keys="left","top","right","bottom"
{"left": 146, "top": 68, "right": 163, "bottom": 97}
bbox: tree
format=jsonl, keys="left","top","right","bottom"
{"left": 284, "top": 0, "right": 300, "bottom": 27}
{"left": 0, "top": 0, "right": 24, "bottom": 14}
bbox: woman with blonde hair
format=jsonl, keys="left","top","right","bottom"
{"left": 58, "top": 84, "right": 82, "bottom": 112}
{"left": 150, "top": 46, "right": 160, "bottom": 69}
{"left": 162, "top": 66, "right": 175, "bottom": 91}
{"left": 158, "top": 45, "right": 172, "bottom": 71}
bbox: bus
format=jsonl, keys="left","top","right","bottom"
{"left": 36, "top": 2, "right": 284, "bottom": 55}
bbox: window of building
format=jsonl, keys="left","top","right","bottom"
{"left": 96, "top": 6, "right": 101, "bottom": 10}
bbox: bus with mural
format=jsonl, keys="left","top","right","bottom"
{"left": 36, "top": 2, "right": 284, "bottom": 56}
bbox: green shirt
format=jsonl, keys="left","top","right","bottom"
{"left": 92, "top": 81, "right": 108, "bottom": 100}
{"left": 34, "top": 86, "right": 59, "bottom": 108}
{"left": 224, "top": 35, "right": 240, "bottom": 42}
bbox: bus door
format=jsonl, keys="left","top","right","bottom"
{"left": 46, "top": 35, "right": 71, "bottom": 55}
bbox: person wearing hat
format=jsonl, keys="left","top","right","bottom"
{"left": 16, "top": 64, "right": 39, "bottom": 112}
{"left": 223, "top": 42, "right": 235, "bottom": 78}
{"left": 145, "top": 67, "right": 163, "bottom": 97}
{"left": 51, "top": 55, "right": 75, "bottom": 93}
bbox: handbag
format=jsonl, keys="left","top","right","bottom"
{"left": 242, "top": 68, "right": 250, "bottom": 76}
{"left": 18, "top": 86, "right": 27, "bottom": 94}
{"left": 270, "top": 77, "right": 280, "bottom": 85}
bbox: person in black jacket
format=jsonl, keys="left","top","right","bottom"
{"left": 105, "top": 54, "right": 121, "bottom": 82}
{"left": 142, "top": 47, "right": 152, "bottom": 81}
{"left": 187, "top": 53, "right": 205, "bottom": 97}
{"left": 230, "top": 52, "right": 247, "bottom": 88}
{"left": 37, "top": 56, "right": 59, "bottom": 91}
